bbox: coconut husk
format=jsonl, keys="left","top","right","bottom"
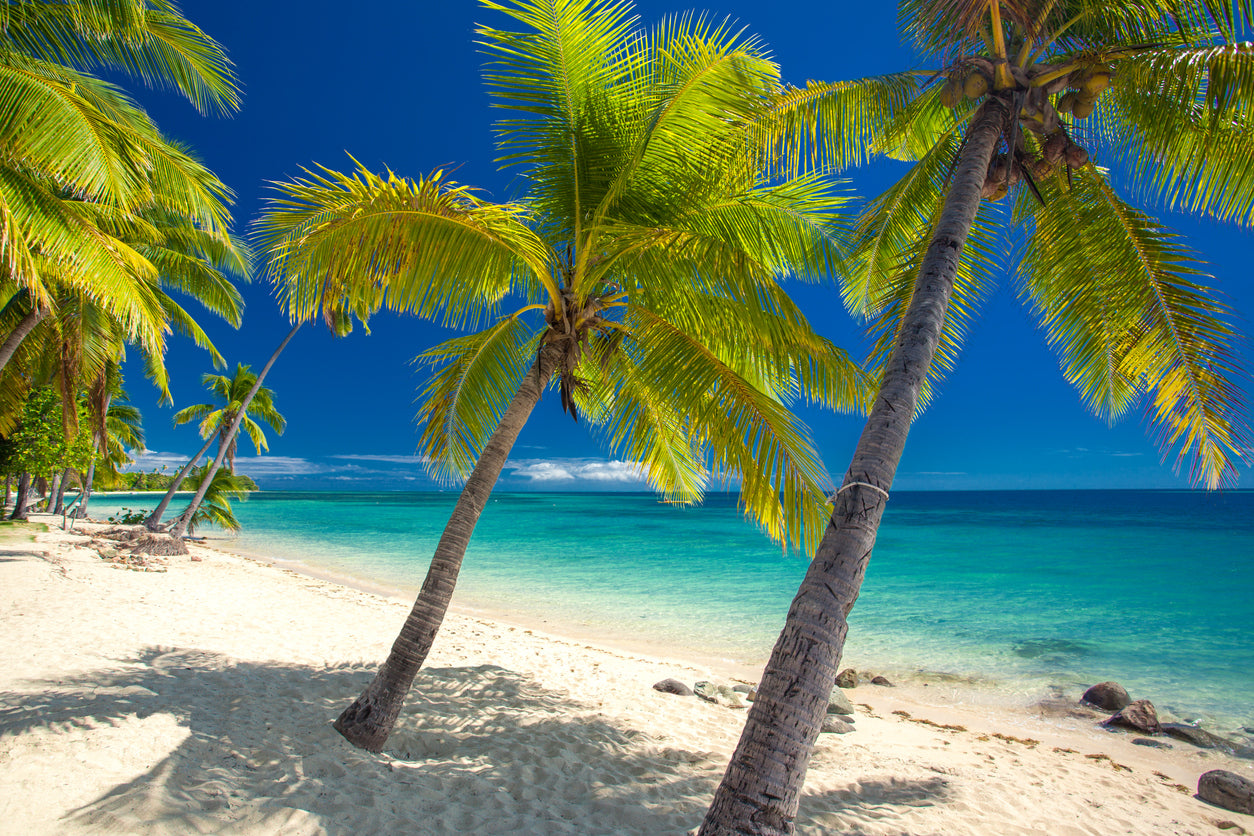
{"left": 1057, "top": 91, "right": 1078, "bottom": 115}
{"left": 128, "top": 533, "right": 189, "bottom": 556}
{"left": 94, "top": 527, "right": 144, "bottom": 542}
{"left": 1065, "top": 143, "right": 1089, "bottom": 167}
{"left": 1043, "top": 131, "right": 1068, "bottom": 164}
{"left": 963, "top": 72, "right": 989, "bottom": 99}
{"left": 1072, "top": 95, "right": 1096, "bottom": 119}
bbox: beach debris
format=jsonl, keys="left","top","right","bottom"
{"left": 826, "top": 688, "right": 855, "bottom": 717}
{"left": 1131, "top": 737, "right": 1173, "bottom": 749}
{"left": 820, "top": 716, "right": 854, "bottom": 734}
{"left": 127, "top": 532, "right": 190, "bottom": 557}
{"left": 1082, "top": 681, "right": 1131, "bottom": 712}
{"left": 1162, "top": 724, "right": 1254, "bottom": 760}
{"left": 694, "top": 681, "right": 744, "bottom": 708}
{"left": 1084, "top": 752, "right": 1133, "bottom": 772}
{"left": 835, "top": 668, "right": 859, "bottom": 688}
{"left": 870, "top": 675, "right": 894, "bottom": 687}
{"left": 1213, "top": 820, "right": 1245, "bottom": 832}
{"left": 1198, "top": 770, "right": 1254, "bottom": 815}
{"left": 1102, "top": 699, "right": 1161, "bottom": 734}
{"left": 652, "top": 678, "right": 693, "bottom": 697}
{"left": 892, "top": 710, "right": 967, "bottom": 733}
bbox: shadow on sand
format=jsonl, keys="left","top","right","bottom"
{"left": 0, "top": 648, "right": 951, "bottom": 834}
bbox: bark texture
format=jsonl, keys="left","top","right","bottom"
{"left": 144, "top": 433, "right": 216, "bottom": 530}
{"left": 8, "top": 473, "right": 30, "bottom": 520}
{"left": 0, "top": 307, "right": 46, "bottom": 373}
{"left": 168, "top": 322, "right": 301, "bottom": 538}
{"left": 334, "top": 346, "right": 560, "bottom": 752}
{"left": 52, "top": 468, "right": 70, "bottom": 515}
{"left": 699, "top": 99, "right": 1008, "bottom": 836}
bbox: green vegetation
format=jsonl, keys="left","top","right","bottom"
{"left": 703, "top": 2, "right": 1254, "bottom": 831}
{"left": 259, "top": 0, "right": 872, "bottom": 752}
{"left": 98, "top": 469, "right": 259, "bottom": 493}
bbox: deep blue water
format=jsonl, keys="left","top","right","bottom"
{"left": 90, "top": 489, "right": 1254, "bottom": 735}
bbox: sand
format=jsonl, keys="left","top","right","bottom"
{"left": 1, "top": 514, "right": 1251, "bottom": 835}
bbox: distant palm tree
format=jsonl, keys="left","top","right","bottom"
{"left": 701, "top": 1, "right": 1254, "bottom": 832}
{"left": 258, "top": 0, "right": 871, "bottom": 752}
{"left": 146, "top": 363, "right": 286, "bottom": 531}
{"left": 180, "top": 463, "right": 250, "bottom": 535}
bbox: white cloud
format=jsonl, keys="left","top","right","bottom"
{"left": 124, "top": 450, "right": 199, "bottom": 472}
{"left": 505, "top": 457, "right": 646, "bottom": 484}
{"left": 329, "top": 454, "right": 429, "bottom": 465}
{"left": 913, "top": 471, "right": 968, "bottom": 476}
{"left": 224, "top": 455, "right": 329, "bottom": 476}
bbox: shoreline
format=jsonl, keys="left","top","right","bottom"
{"left": 1, "top": 513, "right": 1252, "bottom": 833}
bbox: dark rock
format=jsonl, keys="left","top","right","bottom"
{"left": 1131, "top": 737, "right": 1172, "bottom": 749}
{"left": 1162, "top": 724, "right": 1254, "bottom": 760}
{"left": 1081, "top": 681, "right": 1131, "bottom": 712}
{"left": 826, "top": 688, "right": 855, "bottom": 716}
{"left": 731, "top": 683, "right": 753, "bottom": 694}
{"left": 1198, "top": 770, "right": 1254, "bottom": 815}
{"left": 746, "top": 687, "right": 757, "bottom": 702}
{"left": 835, "top": 668, "right": 859, "bottom": 689}
{"left": 694, "top": 681, "right": 744, "bottom": 708}
{"left": 1102, "top": 699, "right": 1161, "bottom": 734}
{"left": 820, "top": 716, "right": 855, "bottom": 734}
{"left": 652, "top": 678, "right": 692, "bottom": 697}
{"left": 870, "top": 675, "right": 894, "bottom": 687}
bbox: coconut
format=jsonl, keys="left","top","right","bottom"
{"left": 939, "top": 79, "right": 959, "bottom": 108}
{"left": 1065, "top": 143, "right": 1089, "bottom": 167}
{"left": 1056, "top": 91, "right": 1078, "bottom": 115}
{"left": 963, "top": 72, "right": 989, "bottom": 99}
{"left": 1081, "top": 70, "right": 1111, "bottom": 95}
{"left": 1032, "top": 158, "right": 1054, "bottom": 179}
{"left": 1072, "top": 96, "right": 1096, "bottom": 119}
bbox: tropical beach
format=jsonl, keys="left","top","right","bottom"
{"left": 4, "top": 0, "right": 1254, "bottom": 832}
{"left": 0, "top": 512, "right": 1250, "bottom": 835}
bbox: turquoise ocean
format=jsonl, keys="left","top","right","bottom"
{"left": 89, "top": 489, "right": 1254, "bottom": 737}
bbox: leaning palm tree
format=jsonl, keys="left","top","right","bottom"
{"left": 701, "top": 2, "right": 1254, "bottom": 832}
{"left": 146, "top": 362, "right": 285, "bottom": 532}
{"left": 179, "top": 462, "right": 250, "bottom": 535}
{"left": 257, "top": 0, "right": 872, "bottom": 752}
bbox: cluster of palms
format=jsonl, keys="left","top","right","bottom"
{"left": 0, "top": 0, "right": 252, "bottom": 520}
{"left": 3, "top": 0, "right": 1251, "bottom": 833}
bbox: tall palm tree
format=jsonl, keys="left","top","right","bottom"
{"left": 257, "top": 0, "right": 872, "bottom": 752}
{"left": 146, "top": 360, "right": 286, "bottom": 532}
{"left": 0, "top": 0, "right": 241, "bottom": 373}
{"left": 179, "top": 462, "right": 250, "bottom": 535}
{"left": 701, "top": 2, "right": 1254, "bottom": 832}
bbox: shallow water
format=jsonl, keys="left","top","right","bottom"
{"left": 90, "top": 489, "right": 1254, "bottom": 736}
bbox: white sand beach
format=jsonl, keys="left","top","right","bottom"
{"left": 1, "top": 515, "right": 1251, "bottom": 835}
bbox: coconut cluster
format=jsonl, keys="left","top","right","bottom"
{"left": 938, "top": 58, "right": 1111, "bottom": 201}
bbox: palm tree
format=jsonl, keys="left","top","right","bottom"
{"left": 0, "top": 0, "right": 241, "bottom": 373}
{"left": 179, "top": 463, "right": 250, "bottom": 535}
{"left": 146, "top": 361, "right": 287, "bottom": 532}
{"left": 701, "top": 2, "right": 1254, "bottom": 832}
{"left": 257, "top": 0, "right": 872, "bottom": 752}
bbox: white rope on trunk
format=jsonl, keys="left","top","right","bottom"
{"left": 831, "top": 481, "right": 889, "bottom": 501}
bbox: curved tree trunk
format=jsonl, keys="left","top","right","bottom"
{"left": 74, "top": 449, "right": 99, "bottom": 520}
{"left": 699, "top": 99, "right": 1007, "bottom": 836}
{"left": 52, "top": 467, "right": 70, "bottom": 515}
{"left": 9, "top": 473, "right": 31, "bottom": 520}
{"left": 42, "top": 473, "right": 59, "bottom": 512}
{"left": 144, "top": 433, "right": 217, "bottom": 530}
{"left": 334, "top": 345, "right": 561, "bottom": 752}
{"left": 168, "top": 322, "right": 302, "bottom": 538}
{"left": 4, "top": 475, "right": 10, "bottom": 512}
{"left": 0, "top": 307, "right": 47, "bottom": 374}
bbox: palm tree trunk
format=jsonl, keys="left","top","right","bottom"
{"left": 168, "top": 322, "right": 302, "bottom": 538}
{"left": 334, "top": 344, "right": 561, "bottom": 752}
{"left": 144, "top": 433, "right": 218, "bottom": 530}
{"left": 52, "top": 467, "right": 70, "bottom": 514}
{"left": 699, "top": 99, "right": 1008, "bottom": 836}
{"left": 4, "top": 475, "right": 10, "bottom": 511}
{"left": 9, "top": 473, "right": 31, "bottom": 520}
{"left": 42, "top": 473, "right": 59, "bottom": 512}
{"left": 0, "top": 307, "right": 47, "bottom": 374}
{"left": 74, "top": 448, "right": 98, "bottom": 519}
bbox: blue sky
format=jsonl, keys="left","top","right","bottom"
{"left": 121, "top": 0, "right": 1254, "bottom": 491}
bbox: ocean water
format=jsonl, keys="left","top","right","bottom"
{"left": 89, "top": 489, "right": 1254, "bottom": 736}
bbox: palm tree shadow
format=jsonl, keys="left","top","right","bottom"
{"left": 0, "top": 648, "right": 952, "bottom": 834}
